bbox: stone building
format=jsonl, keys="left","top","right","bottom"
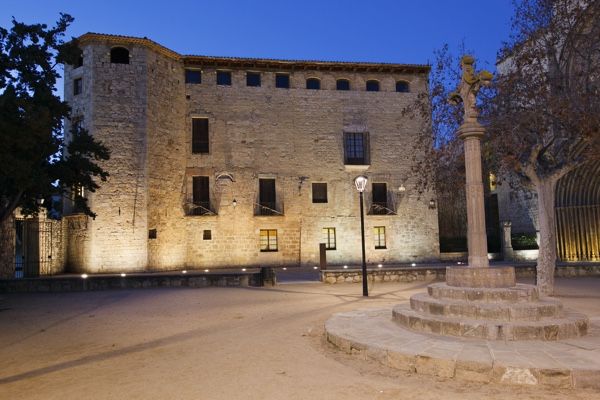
{"left": 497, "top": 162, "right": 600, "bottom": 262}
{"left": 62, "top": 33, "right": 439, "bottom": 273}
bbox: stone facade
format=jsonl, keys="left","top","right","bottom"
{"left": 496, "top": 181, "right": 538, "bottom": 234}
{"left": 63, "top": 33, "right": 440, "bottom": 273}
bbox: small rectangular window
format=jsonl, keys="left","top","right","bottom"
{"left": 216, "top": 70, "right": 232, "bottom": 85}
{"left": 246, "top": 72, "right": 261, "bottom": 87}
{"left": 203, "top": 230, "right": 212, "bottom": 240}
{"left": 374, "top": 226, "right": 386, "bottom": 249}
{"left": 275, "top": 73, "right": 290, "bottom": 89}
{"left": 344, "top": 132, "right": 369, "bottom": 165}
{"left": 74, "top": 78, "right": 82, "bottom": 95}
{"left": 366, "top": 80, "right": 380, "bottom": 92}
{"left": 260, "top": 229, "right": 278, "bottom": 252}
{"left": 258, "top": 178, "right": 277, "bottom": 215}
{"left": 336, "top": 79, "right": 350, "bottom": 90}
{"left": 312, "top": 183, "right": 328, "bottom": 203}
{"left": 192, "top": 176, "right": 211, "bottom": 215}
{"left": 322, "top": 227, "right": 336, "bottom": 250}
{"left": 192, "top": 118, "right": 209, "bottom": 154}
{"left": 148, "top": 229, "right": 157, "bottom": 239}
{"left": 76, "top": 55, "right": 84, "bottom": 68}
{"left": 371, "top": 183, "right": 388, "bottom": 215}
{"left": 185, "top": 69, "right": 202, "bottom": 84}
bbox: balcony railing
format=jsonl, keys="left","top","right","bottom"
{"left": 254, "top": 201, "right": 284, "bottom": 216}
{"left": 186, "top": 201, "right": 216, "bottom": 216}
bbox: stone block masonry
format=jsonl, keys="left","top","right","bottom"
{"left": 62, "top": 33, "right": 439, "bottom": 273}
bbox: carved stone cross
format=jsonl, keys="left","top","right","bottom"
{"left": 449, "top": 55, "right": 493, "bottom": 124}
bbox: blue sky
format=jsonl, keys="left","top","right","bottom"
{"left": 2, "top": 0, "right": 513, "bottom": 71}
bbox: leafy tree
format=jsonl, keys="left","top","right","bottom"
{"left": 0, "top": 13, "right": 109, "bottom": 225}
{"left": 488, "top": 0, "right": 600, "bottom": 295}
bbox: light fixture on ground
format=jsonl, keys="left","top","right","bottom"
{"left": 354, "top": 175, "right": 369, "bottom": 297}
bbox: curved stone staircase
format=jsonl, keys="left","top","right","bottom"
{"left": 392, "top": 267, "right": 589, "bottom": 341}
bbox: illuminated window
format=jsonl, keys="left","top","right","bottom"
{"left": 110, "top": 47, "right": 129, "bottom": 64}
{"left": 366, "top": 80, "right": 379, "bottom": 91}
{"left": 275, "top": 73, "right": 290, "bottom": 88}
{"left": 374, "top": 226, "right": 386, "bottom": 249}
{"left": 73, "top": 78, "right": 82, "bottom": 95}
{"left": 185, "top": 69, "right": 202, "bottom": 84}
{"left": 192, "top": 118, "right": 209, "bottom": 154}
{"left": 247, "top": 72, "right": 261, "bottom": 87}
{"left": 322, "top": 227, "right": 336, "bottom": 250}
{"left": 312, "top": 183, "right": 327, "bottom": 203}
{"left": 306, "top": 78, "right": 320, "bottom": 90}
{"left": 344, "top": 132, "right": 370, "bottom": 165}
{"left": 396, "top": 81, "right": 410, "bottom": 92}
{"left": 216, "top": 70, "right": 232, "bottom": 85}
{"left": 260, "top": 229, "right": 278, "bottom": 252}
{"left": 336, "top": 79, "right": 350, "bottom": 90}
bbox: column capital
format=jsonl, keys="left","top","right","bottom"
{"left": 458, "top": 121, "right": 485, "bottom": 141}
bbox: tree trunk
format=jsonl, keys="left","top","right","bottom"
{"left": 536, "top": 177, "right": 558, "bottom": 296}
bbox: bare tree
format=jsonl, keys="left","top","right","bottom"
{"left": 406, "top": 1, "right": 599, "bottom": 295}
{"left": 488, "top": 0, "right": 600, "bottom": 295}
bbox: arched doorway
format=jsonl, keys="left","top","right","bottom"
{"left": 555, "top": 162, "right": 600, "bottom": 261}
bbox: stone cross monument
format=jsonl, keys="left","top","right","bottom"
{"left": 365, "top": 55, "right": 589, "bottom": 350}
{"left": 449, "top": 55, "right": 493, "bottom": 269}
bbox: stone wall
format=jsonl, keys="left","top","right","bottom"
{"left": 0, "top": 270, "right": 264, "bottom": 293}
{"left": 322, "top": 263, "right": 600, "bottom": 284}
{"left": 175, "top": 67, "right": 439, "bottom": 269}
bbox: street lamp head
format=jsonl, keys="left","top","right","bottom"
{"left": 354, "top": 175, "right": 368, "bottom": 192}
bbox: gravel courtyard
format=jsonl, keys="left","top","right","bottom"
{"left": 1, "top": 277, "right": 599, "bottom": 400}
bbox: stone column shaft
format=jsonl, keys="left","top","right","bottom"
{"left": 459, "top": 122, "right": 489, "bottom": 268}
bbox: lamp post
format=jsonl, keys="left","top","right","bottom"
{"left": 354, "top": 175, "right": 368, "bottom": 297}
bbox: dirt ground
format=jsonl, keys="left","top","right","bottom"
{"left": 1, "top": 277, "right": 599, "bottom": 400}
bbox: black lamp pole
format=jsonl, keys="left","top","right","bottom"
{"left": 359, "top": 190, "right": 368, "bottom": 297}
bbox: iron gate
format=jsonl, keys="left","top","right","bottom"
{"left": 14, "top": 219, "right": 53, "bottom": 278}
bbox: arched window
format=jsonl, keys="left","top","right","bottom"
{"left": 366, "top": 80, "right": 379, "bottom": 92}
{"left": 306, "top": 78, "right": 320, "bottom": 90}
{"left": 396, "top": 81, "right": 410, "bottom": 93}
{"left": 336, "top": 79, "right": 350, "bottom": 90}
{"left": 110, "top": 47, "right": 130, "bottom": 64}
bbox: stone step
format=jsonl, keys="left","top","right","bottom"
{"left": 392, "top": 304, "right": 588, "bottom": 341}
{"left": 410, "top": 292, "right": 563, "bottom": 321}
{"left": 427, "top": 282, "right": 539, "bottom": 303}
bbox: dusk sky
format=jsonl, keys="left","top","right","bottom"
{"left": 3, "top": 0, "right": 514, "bottom": 71}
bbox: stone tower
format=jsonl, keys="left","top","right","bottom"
{"left": 64, "top": 36, "right": 187, "bottom": 272}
